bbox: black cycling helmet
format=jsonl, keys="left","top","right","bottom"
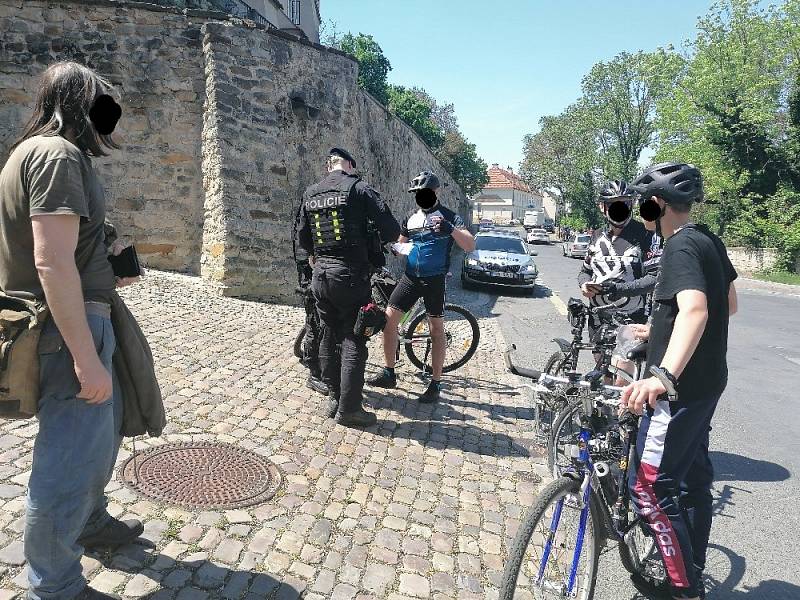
{"left": 631, "top": 162, "right": 703, "bottom": 205}
{"left": 598, "top": 180, "right": 634, "bottom": 202}
{"left": 598, "top": 180, "right": 634, "bottom": 227}
{"left": 408, "top": 171, "right": 440, "bottom": 192}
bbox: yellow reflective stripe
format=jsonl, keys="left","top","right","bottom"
{"left": 331, "top": 209, "right": 341, "bottom": 240}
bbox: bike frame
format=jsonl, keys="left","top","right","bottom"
{"left": 537, "top": 399, "right": 642, "bottom": 596}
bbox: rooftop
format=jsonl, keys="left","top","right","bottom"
{"left": 486, "top": 164, "right": 533, "bottom": 193}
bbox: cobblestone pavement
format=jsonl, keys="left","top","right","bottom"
{"left": 0, "top": 270, "right": 548, "bottom": 600}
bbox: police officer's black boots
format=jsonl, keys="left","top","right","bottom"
{"left": 367, "top": 367, "right": 397, "bottom": 388}
{"left": 335, "top": 407, "right": 378, "bottom": 427}
{"left": 307, "top": 372, "right": 329, "bottom": 396}
{"left": 323, "top": 391, "right": 339, "bottom": 418}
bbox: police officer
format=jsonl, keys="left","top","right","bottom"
{"left": 295, "top": 148, "right": 400, "bottom": 427}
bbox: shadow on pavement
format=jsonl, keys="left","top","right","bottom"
{"left": 371, "top": 417, "right": 531, "bottom": 457}
{"left": 710, "top": 451, "right": 791, "bottom": 482}
{"left": 90, "top": 542, "right": 293, "bottom": 599}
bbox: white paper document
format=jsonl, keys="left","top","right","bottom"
{"left": 391, "top": 242, "right": 413, "bottom": 256}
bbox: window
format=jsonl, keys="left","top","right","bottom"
{"left": 290, "top": 0, "right": 301, "bottom": 25}
{"left": 476, "top": 236, "right": 526, "bottom": 254}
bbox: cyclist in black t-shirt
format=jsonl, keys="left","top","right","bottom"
{"left": 621, "top": 162, "right": 738, "bottom": 600}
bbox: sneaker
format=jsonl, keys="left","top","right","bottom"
{"left": 322, "top": 393, "right": 339, "bottom": 418}
{"left": 335, "top": 408, "right": 378, "bottom": 427}
{"left": 75, "top": 587, "right": 121, "bottom": 600}
{"left": 306, "top": 375, "right": 329, "bottom": 395}
{"left": 366, "top": 368, "right": 397, "bottom": 389}
{"left": 78, "top": 518, "right": 143, "bottom": 550}
{"left": 417, "top": 380, "right": 442, "bottom": 404}
{"left": 629, "top": 573, "right": 672, "bottom": 599}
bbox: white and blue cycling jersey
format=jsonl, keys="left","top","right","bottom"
{"left": 402, "top": 205, "right": 465, "bottom": 278}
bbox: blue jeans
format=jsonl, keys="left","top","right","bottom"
{"left": 24, "top": 311, "right": 123, "bottom": 600}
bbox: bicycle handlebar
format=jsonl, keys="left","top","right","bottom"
{"left": 504, "top": 344, "right": 624, "bottom": 401}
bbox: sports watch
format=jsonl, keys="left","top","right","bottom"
{"left": 649, "top": 366, "right": 679, "bottom": 402}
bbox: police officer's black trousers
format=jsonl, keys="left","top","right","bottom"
{"left": 311, "top": 259, "right": 371, "bottom": 414}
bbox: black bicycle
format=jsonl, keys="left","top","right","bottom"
{"left": 294, "top": 267, "right": 480, "bottom": 374}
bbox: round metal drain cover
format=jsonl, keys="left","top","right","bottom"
{"left": 119, "top": 442, "right": 281, "bottom": 509}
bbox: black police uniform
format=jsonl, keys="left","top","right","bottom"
{"left": 296, "top": 170, "right": 400, "bottom": 415}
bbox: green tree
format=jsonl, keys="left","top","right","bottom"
{"left": 337, "top": 33, "right": 392, "bottom": 104}
{"left": 387, "top": 85, "right": 444, "bottom": 149}
{"left": 434, "top": 131, "right": 490, "bottom": 198}
{"left": 581, "top": 49, "right": 683, "bottom": 180}
{"left": 654, "top": 0, "right": 800, "bottom": 267}
{"left": 520, "top": 104, "right": 600, "bottom": 225}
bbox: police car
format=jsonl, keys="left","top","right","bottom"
{"left": 462, "top": 231, "right": 538, "bottom": 293}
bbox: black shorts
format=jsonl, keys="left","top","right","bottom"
{"left": 388, "top": 273, "right": 446, "bottom": 318}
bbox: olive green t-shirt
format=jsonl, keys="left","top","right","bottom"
{"left": 0, "top": 135, "right": 115, "bottom": 302}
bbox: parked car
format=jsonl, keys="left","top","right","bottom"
{"left": 526, "top": 228, "right": 550, "bottom": 244}
{"left": 562, "top": 233, "right": 592, "bottom": 258}
{"left": 462, "top": 231, "right": 538, "bottom": 294}
{"left": 478, "top": 218, "right": 494, "bottom": 231}
{"left": 509, "top": 218, "right": 521, "bottom": 226}
{"left": 543, "top": 218, "right": 555, "bottom": 233}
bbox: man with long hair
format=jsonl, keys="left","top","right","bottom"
{"left": 0, "top": 62, "right": 140, "bottom": 600}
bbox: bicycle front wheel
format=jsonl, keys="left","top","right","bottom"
{"left": 499, "top": 477, "right": 600, "bottom": 600}
{"left": 404, "top": 303, "right": 480, "bottom": 373}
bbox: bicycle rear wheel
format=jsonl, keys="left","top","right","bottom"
{"left": 404, "top": 303, "right": 480, "bottom": 373}
{"left": 499, "top": 476, "right": 600, "bottom": 600}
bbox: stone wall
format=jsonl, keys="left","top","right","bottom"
{"left": 727, "top": 246, "right": 780, "bottom": 275}
{"left": 201, "top": 20, "right": 466, "bottom": 298}
{"left": 0, "top": 0, "right": 468, "bottom": 302}
{"left": 0, "top": 0, "right": 209, "bottom": 273}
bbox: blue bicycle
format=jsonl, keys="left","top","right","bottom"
{"left": 499, "top": 365, "right": 664, "bottom": 599}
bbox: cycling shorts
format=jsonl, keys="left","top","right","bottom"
{"left": 388, "top": 273, "right": 445, "bottom": 318}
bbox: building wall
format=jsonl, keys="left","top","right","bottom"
{"left": 201, "top": 20, "right": 465, "bottom": 298}
{"left": 0, "top": 0, "right": 465, "bottom": 302}
{"left": 0, "top": 0, "right": 208, "bottom": 272}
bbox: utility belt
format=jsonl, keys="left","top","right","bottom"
{"left": 0, "top": 295, "right": 110, "bottom": 420}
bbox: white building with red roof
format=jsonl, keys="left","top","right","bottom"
{"left": 471, "top": 164, "right": 543, "bottom": 224}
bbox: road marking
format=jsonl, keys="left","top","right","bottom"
{"left": 549, "top": 293, "right": 568, "bottom": 316}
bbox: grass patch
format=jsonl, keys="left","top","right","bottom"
{"left": 752, "top": 270, "right": 800, "bottom": 286}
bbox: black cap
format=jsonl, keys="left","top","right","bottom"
{"left": 329, "top": 147, "right": 356, "bottom": 168}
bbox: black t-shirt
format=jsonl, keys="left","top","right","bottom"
{"left": 646, "top": 224, "right": 738, "bottom": 400}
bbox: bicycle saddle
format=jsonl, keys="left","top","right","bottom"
{"left": 625, "top": 341, "right": 649, "bottom": 361}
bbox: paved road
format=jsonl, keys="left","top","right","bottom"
{"left": 465, "top": 230, "right": 800, "bottom": 599}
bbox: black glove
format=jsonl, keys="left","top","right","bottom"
{"left": 601, "top": 281, "right": 620, "bottom": 300}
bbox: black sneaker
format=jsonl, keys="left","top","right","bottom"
{"left": 335, "top": 408, "right": 378, "bottom": 427}
{"left": 629, "top": 573, "right": 673, "bottom": 599}
{"left": 366, "top": 368, "right": 397, "bottom": 389}
{"left": 322, "top": 393, "right": 339, "bottom": 418}
{"left": 306, "top": 375, "right": 329, "bottom": 395}
{"left": 78, "top": 518, "right": 144, "bottom": 550}
{"left": 417, "top": 380, "right": 442, "bottom": 404}
{"left": 75, "top": 587, "right": 121, "bottom": 600}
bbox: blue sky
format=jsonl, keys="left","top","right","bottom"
{"left": 323, "top": 0, "right": 717, "bottom": 170}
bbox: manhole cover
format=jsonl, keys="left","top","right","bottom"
{"left": 119, "top": 442, "right": 281, "bottom": 509}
